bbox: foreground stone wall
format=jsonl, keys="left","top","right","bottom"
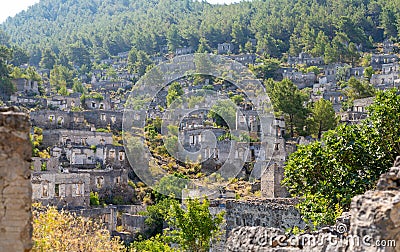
{"left": 0, "top": 107, "right": 32, "bottom": 251}
{"left": 225, "top": 158, "right": 400, "bottom": 252}
{"left": 225, "top": 198, "right": 305, "bottom": 237}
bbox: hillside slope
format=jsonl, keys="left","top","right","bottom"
{"left": 1, "top": 0, "right": 400, "bottom": 63}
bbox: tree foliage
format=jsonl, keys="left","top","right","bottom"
{"left": 0, "top": 45, "right": 15, "bottom": 100}
{"left": 142, "top": 196, "right": 224, "bottom": 252}
{"left": 154, "top": 173, "right": 188, "bottom": 200}
{"left": 249, "top": 58, "right": 280, "bottom": 80}
{"left": 342, "top": 76, "right": 376, "bottom": 101}
{"left": 166, "top": 81, "right": 184, "bottom": 107}
{"left": 208, "top": 99, "right": 237, "bottom": 128}
{"left": 308, "top": 99, "right": 338, "bottom": 139}
{"left": 266, "top": 78, "right": 308, "bottom": 137}
{"left": 283, "top": 89, "right": 399, "bottom": 228}
{"left": 50, "top": 64, "right": 74, "bottom": 90}
{"left": 1, "top": 0, "right": 399, "bottom": 66}
{"left": 130, "top": 235, "right": 176, "bottom": 252}
{"left": 32, "top": 204, "right": 125, "bottom": 251}
{"left": 167, "top": 198, "right": 225, "bottom": 252}
{"left": 144, "top": 197, "right": 178, "bottom": 237}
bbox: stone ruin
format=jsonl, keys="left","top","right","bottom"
{"left": 225, "top": 157, "right": 400, "bottom": 251}
{"left": 2, "top": 104, "right": 400, "bottom": 252}
{"left": 0, "top": 107, "right": 32, "bottom": 251}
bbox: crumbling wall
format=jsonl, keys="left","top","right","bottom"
{"left": 0, "top": 107, "right": 32, "bottom": 251}
{"left": 225, "top": 158, "right": 400, "bottom": 252}
{"left": 71, "top": 206, "right": 117, "bottom": 232}
{"left": 121, "top": 214, "right": 147, "bottom": 233}
{"left": 225, "top": 198, "right": 305, "bottom": 237}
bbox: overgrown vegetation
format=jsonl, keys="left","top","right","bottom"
{"left": 140, "top": 197, "right": 225, "bottom": 251}
{"left": 283, "top": 89, "right": 399, "bottom": 228}
{"left": 33, "top": 197, "right": 224, "bottom": 252}
{"left": 32, "top": 203, "right": 125, "bottom": 251}
{"left": 2, "top": 0, "right": 400, "bottom": 66}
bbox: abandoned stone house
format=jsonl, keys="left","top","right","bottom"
{"left": 382, "top": 38, "right": 395, "bottom": 54}
{"left": 287, "top": 52, "right": 324, "bottom": 66}
{"left": 323, "top": 91, "right": 345, "bottom": 112}
{"left": 12, "top": 78, "right": 39, "bottom": 95}
{"left": 236, "top": 109, "right": 261, "bottom": 133}
{"left": 83, "top": 96, "right": 112, "bottom": 111}
{"left": 217, "top": 43, "right": 235, "bottom": 54}
{"left": 382, "top": 62, "right": 399, "bottom": 74}
{"left": 9, "top": 95, "right": 45, "bottom": 108}
{"left": 91, "top": 80, "right": 131, "bottom": 92}
{"left": 340, "top": 97, "right": 374, "bottom": 124}
{"left": 282, "top": 70, "right": 317, "bottom": 89}
{"left": 371, "top": 54, "right": 398, "bottom": 70}
{"left": 42, "top": 129, "right": 113, "bottom": 148}
{"left": 45, "top": 94, "right": 80, "bottom": 111}
{"left": 35, "top": 130, "right": 128, "bottom": 171}
{"left": 228, "top": 53, "right": 256, "bottom": 65}
{"left": 87, "top": 168, "right": 128, "bottom": 193}
{"left": 370, "top": 62, "right": 400, "bottom": 86}
{"left": 175, "top": 46, "right": 193, "bottom": 55}
{"left": 30, "top": 109, "right": 123, "bottom": 131}
{"left": 31, "top": 110, "right": 82, "bottom": 130}
{"left": 31, "top": 168, "right": 129, "bottom": 210}
{"left": 47, "top": 97, "right": 68, "bottom": 110}
{"left": 83, "top": 110, "right": 123, "bottom": 130}
{"left": 31, "top": 172, "right": 91, "bottom": 208}
{"left": 260, "top": 137, "right": 289, "bottom": 198}
{"left": 370, "top": 72, "right": 399, "bottom": 86}
{"left": 311, "top": 83, "right": 325, "bottom": 101}
{"left": 322, "top": 63, "right": 345, "bottom": 83}
{"left": 348, "top": 66, "right": 365, "bottom": 80}
{"left": 31, "top": 144, "right": 130, "bottom": 209}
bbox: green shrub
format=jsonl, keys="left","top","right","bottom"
{"left": 90, "top": 192, "right": 100, "bottom": 206}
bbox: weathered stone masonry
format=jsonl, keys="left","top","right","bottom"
{"left": 225, "top": 158, "right": 400, "bottom": 252}
{"left": 225, "top": 198, "right": 305, "bottom": 237}
{"left": 0, "top": 107, "right": 32, "bottom": 252}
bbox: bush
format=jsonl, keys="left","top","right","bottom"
{"left": 32, "top": 203, "right": 125, "bottom": 251}
{"left": 40, "top": 162, "right": 47, "bottom": 171}
{"left": 90, "top": 192, "right": 100, "bottom": 206}
{"left": 130, "top": 235, "right": 175, "bottom": 252}
{"left": 283, "top": 89, "right": 399, "bottom": 227}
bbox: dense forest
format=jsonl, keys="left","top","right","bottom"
{"left": 1, "top": 0, "right": 400, "bottom": 67}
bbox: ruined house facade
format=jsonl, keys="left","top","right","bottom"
{"left": 31, "top": 172, "right": 90, "bottom": 208}
{"left": 30, "top": 110, "right": 123, "bottom": 131}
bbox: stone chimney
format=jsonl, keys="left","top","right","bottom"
{"left": 0, "top": 107, "right": 32, "bottom": 251}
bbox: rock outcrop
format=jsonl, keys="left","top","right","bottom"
{"left": 0, "top": 107, "right": 32, "bottom": 251}
{"left": 226, "top": 158, "right": 400, "bottom": 252}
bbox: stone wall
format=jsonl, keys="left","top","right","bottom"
{"left": 71, "top": 206, "right": 117, "bottom": 232}
{"left": 121, "top": 214, "right": 147, "bottom": 233}
{"left": 0, "top": 107, "right": 32, "bottom": 251}
{"left": 42, "top": 129, "right": 113, "bottom": 148}
{"left": 225, "top": 158, "right": 400, "bottom": 252}
{"left": 261, "top": 138, "right": 289, "bottom": 198}
{"left": 115, "top": 205, "right": 146, "bottom": 215}
{"left": 261, "top": 164, "right": 289, "bottom": 198}
{"left": 225, "top": 198, "right": 305, "bottom": 237}
{"left": 30, "top": 110, "right": 123, "bottom": 131}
